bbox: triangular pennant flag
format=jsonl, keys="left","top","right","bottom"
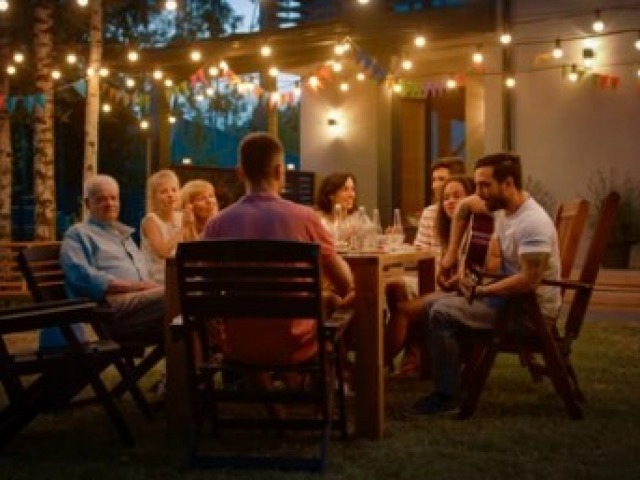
{"left": 0, "top": 95, "right": 5, "bottom": 110}
{"left": 23, "top": 96, "right": 35, "bottom": 114}
{"left": 34, "top": 93, "right": 47, "bottom": 110}
{"left": 6, "top": 96, "right": 18, "bottom": 114}
{"left": 610, "top": 76, "right": 620, "bottom": 90}
{"left": 73, "top": 79, "right": 87, "bottom": 97}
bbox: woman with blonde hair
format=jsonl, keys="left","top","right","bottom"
{"left": 181, "top": 179, "right": 218, "bottom": 241}
{"left": 140, "top": 169, "right": 185, "bottom": 284}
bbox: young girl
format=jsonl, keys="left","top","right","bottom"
{"left": 181, "top": 179, "right": 218, "bottom": 241}
{"left": 141, "top": 169, "right": 186, "bottom": 284}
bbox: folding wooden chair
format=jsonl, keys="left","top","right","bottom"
{"left": 17, "top": 242, "right": 164, "bottom": 400}
{"left": 0, "top": 299, "right": 151, "bottom": 448}
{"left": 172, "top": 239, "right": 352, "bottom": 472}
{"left": 458, "top": 192, "right": 620, "bottom": 419}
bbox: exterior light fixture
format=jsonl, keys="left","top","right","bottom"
{"left": 583, "top": 48, "right": 595, "bottom": 68}
{"left": 472, "top": 45, "right": 483, "bottom": 64}
{"left": 567, "top": 64, "right": 579, "bottom": 82}
{"left": 552, "top": 39, "right": 563, "bottom": 59}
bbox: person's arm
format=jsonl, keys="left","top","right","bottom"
{"left": 441, "top": 195, "right": 487, "bottom": 270}
{"left": 141, "top": 214, "right": 184, "bottom": 258}
{"left": 471, "top": 251, "right": 549, "bottom": 299}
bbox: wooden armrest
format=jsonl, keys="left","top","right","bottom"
{"left": 469, "top": 267, "right": 593, "bottom": 292}
{"left": 0, "top": 300, "right": 97, "bottom": 334}
{"left": 323, "top": 308, "right": 354, "bottom": 339}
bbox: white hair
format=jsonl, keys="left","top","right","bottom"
{"left": 84, "top": 174, "right": 119, "bottom": 200}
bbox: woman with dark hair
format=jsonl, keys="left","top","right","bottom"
{"left": 386, "top": 175, "right": 479, "bottom": 377}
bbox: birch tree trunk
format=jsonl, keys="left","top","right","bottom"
{"left": 83, "top": 0, "right": 102, "bottom": 219}
{"left": 33, "top": 0, "right": 56, "bottom": 241}
{"left": 0, "top": 20, "right": 12, "bottom": 240}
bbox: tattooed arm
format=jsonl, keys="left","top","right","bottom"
{"left": 473, "top": 251, "right": 549, "bottom": 298}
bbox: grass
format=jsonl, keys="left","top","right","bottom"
{"left": 1, "top": 315, "right": 639, "bottom": 480}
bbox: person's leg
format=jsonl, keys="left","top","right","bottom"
{"left": 406, "top": 295, "right": 497, "bottom": 415}
{"left": 105, "top": 286, "right": 165, "bottom": 343}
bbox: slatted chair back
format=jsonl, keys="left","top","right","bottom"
{"left": 458, "top": 191, "right": 621, "bottom": 420}
{"left": 17, "top": 242, "right": 66, "bottom": 302}
{"left": 554, "top": 198, "right": 590, "bottom": 280}
{"left": 174, "top": 239, "right": 346, "bottom": 472}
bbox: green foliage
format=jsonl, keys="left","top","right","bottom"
{"left": 584, "top": 168, "right": 640, "bottom": 244}
{"left": 525, "top": 175, "right": 557, "bottom": 217}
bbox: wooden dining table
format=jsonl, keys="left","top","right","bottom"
{"left": 164, "top": 248, "right": 435, "bottom": 440}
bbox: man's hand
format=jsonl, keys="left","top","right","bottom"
{"left": 458, "top": 270, "right": 478, "bottom": 304}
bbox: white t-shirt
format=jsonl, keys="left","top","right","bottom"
{"left": 140, "top": 211, "right": 182, "bottom": 284}
{"left": 493, "top": 196, "right": 561, "bottom": 318}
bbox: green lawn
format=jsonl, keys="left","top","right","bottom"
{"left": 1, "top": 316, "right": 639, "bottom": 480}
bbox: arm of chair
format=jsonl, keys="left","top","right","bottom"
{"left": 0, "top": 300, "right": 98, "bottom": 335}
{"left": 323, "top": 308, "right": 354, "bottom": 340}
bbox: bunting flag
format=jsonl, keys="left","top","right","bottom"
{"left": 72, "top": 79, "right": 87, "bottom": 97}
{"left": 5, "top": 97, "right": 17, "bottom": 114}
{"left": 354, "top": 48, "right": 388, "bottom": 83}
{"left": 593, "top": 73, "right": 620, "bottom": 90}
{"left": 23, "top": 96, "right": 35, "bottom": 114}
{"left": 34, "top": 93, "right": 47, "bottom": 110}
{"left": 0, "top": 95, "right": 4, "bottom": 110}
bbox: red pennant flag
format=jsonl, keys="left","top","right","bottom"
{"left": 0, "top": 94, "right": 5, "bottom": 110}
{"left": 610, "top": 76, "right": 620, "bottom": 90}
{"left": 598, "top": 75, "right": 609, "bottom": 90}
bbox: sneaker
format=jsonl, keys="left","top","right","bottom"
{"left": 402, "top": 393, "right": 458, "bottom": 417}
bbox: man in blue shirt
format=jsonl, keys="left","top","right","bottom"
{"left": 60, "top": 174, "right": 164, "bottom": 343}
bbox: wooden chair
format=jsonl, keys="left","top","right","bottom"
{"left": 0, "top": 299, "right": 151, "bottom": 448}
{"left": 458, "top": 191, "right": 620, "bottom": 419}
{"left": 17, "top": 242, "right": 164, "bottom": 400}
{"left": 555, "top": 198, "right": 590, "bottom": 280}
{"left": 172, "top": 239, "right": 352, "bottom": 472}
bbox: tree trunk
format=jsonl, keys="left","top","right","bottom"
{"left": 0, "top": 21, "right": 12, "bottom": 240}
{"left": 33, "top": 0, "right": 56, "bottom": 241}
{"left": 83, "top": 0, "right": 102, "bottom": 219}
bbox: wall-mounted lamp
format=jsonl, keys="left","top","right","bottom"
{"left": 583, "top": 48, "right": 596, "bottom": 69}
{"left": 327, "top": 112, "right": 344, "bottom": 136}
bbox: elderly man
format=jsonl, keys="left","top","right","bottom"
{"left": 406, "top": 153, "right": 561, "bottom": 415}
{"left": 57, "top": 174, "right": 164, "bottom": 345}
{"left": 203, "top": 132, "right": 354, "bottom": 366}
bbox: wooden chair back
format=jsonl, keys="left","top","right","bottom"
{"left": 17, "top": 242, "right": 66, "bottom": 302}
{"left": 554, "top": 198, "right": 590, "bottom": 279}
{"left": 174, "top": 239, "right": 346, "bottom": 471}
{"left": 564, "top": 191, "right": 620, "bottom": 341}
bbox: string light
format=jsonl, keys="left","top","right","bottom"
{"left": 414, "top": 35, "right": 426, "bottom": 48}
{"left": 500, "top": 31, "right": 512, "bottom": 45}
{"left": 51, "top": 69, "right": 61, "bottom": 80}
{"left": 552, "top": 39, "right": 564, "bottom": 59}
{"left": 392, "top": 83, "right": 402, "bottom": 94}
{"left": 401, "top": 59, "right": 413, "bottom": 70}
{"left": 152, "top": 69, "right": 164, "bottom": 80}
{"left": 127, "top": 49, "right": 139, "bottom": 62}
{"left": 164, "top": 78, "right": 173, "bottom": 87}
{"left": 169, "top": 115, "right": 176, "bottom": 124}
{"left": 446, "top": 77, "right": 457, "bottom": 89}
{"left": 505, "top": 76, "right": 516, "bottom": 88}
{"left": 260, "top": 45, "right": 272, "bottom": 57}
{"left": 0, "top": 1, "right": 8, "bottom": 12}
{"left": 635, "top": 32, "right": 640, "bottom": 51}
{"left": 6, "top": 64, "right": 16, "bottom": 75}
{"left": 140, "top": 119, "right": 149, "bottom": 130}
{"left": 165, "top": 0, "right": 177, "bottom": 11}
{"left": 13, "top": 52, "right": 24, "bottom": 64}
{"left": 208, "top": 66, "right": 219, "bottom": 76}
{"left": 472, "top": 45, "right": 484, "bottom": 64}
{"left": 592, "top": 9, "right": 604, "bottom": 33}
{"left": 332, "top": 61, "right": 342, "bottom": 73}
{"left": 356, "top": 72, "right": 366, "bottom": 81}
{"left": 339, "top": 82, "right": 349, "bottom": 92}
{"left": 98, "top": 67, "right": 109, "bottom": 77}
{"left": 66, "top": 53, "right": 77, "bottom": 65}
{"left": 567, "top": 64, "right": 579, "bottom": 82}
{"left": 125, "top": 77, "right": 135, "bottom": 88}
{"left": 308, "top": 75, "right": 320, "bottom": 88}
{"left": 76, "top": 0, "right": 88, "bottom": 6}
{"left": 268, "top": 66, "right": 279, "bottom": 77}
{"left": 101, "top": 103, "right": 111, "bottom": 113}
{"left": 190, "top": 50, "right": 202, "bottom": 62}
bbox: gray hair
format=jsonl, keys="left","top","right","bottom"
{"left": 84, "top": 174, "right": 119, "bottom": 200}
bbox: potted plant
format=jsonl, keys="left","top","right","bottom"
{"left": 583, "top": 168, "right": 640, "bottom": 268}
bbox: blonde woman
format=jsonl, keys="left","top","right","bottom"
{"left": 140, "top": 169, "right": 185, "bottom": 284}
{"left": 181, "top": 179, "right": 219, "bottom": 241}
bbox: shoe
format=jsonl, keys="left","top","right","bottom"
{"left": 402, "top": 393, "right": 458, "bottom": 417}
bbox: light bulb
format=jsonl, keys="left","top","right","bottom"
{"left": 140, "top": 120, "right": 149, "bottom": 130}
{"left": 268, "top": 66, "right": 279, "bottom": 77}
{"left": 568, "top": 65, "right": 579, "bottom": 82}
{"left": 127, "top": 50, "right": 139, "bottom": 62}
{"left": 51, "top": 69, "right": 61, "bottom": 80}
{"left": 6, "top": 64, "right": 16, "bottom": 75}
{"left": 102, "top": 103, "right": 111, "bottom": 113}
{"left": 592, "top": 10, "right": 604, "bottom": 33}
{"left": 414, "top": 35, "right": 426, "bottom": 48}
{"left": 401, "top": 59, "right": 413, "bottom": 70}
{"left": 472, "top": 50, "right": 483, "bottom": 64}
{"left": 190, "top": 50, "right": 202, "bottom": 62}
{"left": 164, "top": 79, "right": 173, "bottom": 87}
{"left": 635, "top": 37, "right": 640, "bottom": 51}
{"left": 125, "top": 78, "right": 135, "bottom": 88}
{"left": 165, "top": 0, "right": 177, "bottom": 10}
{"left": 552, "top": 39, "right": 563, "bottom": 59}
{"left": 77, "top": 0, "right": 89, "bottom": 6}
{"left": 169, "top": 115, "right": 176, "bottom": 124}
{"left": 309, "top": 76, "right": 320, "bottom": 88}
{"left": 356, "top": 72, "right": 366, "bottom": 81}
{"left": 500, "top": 32, "right": 512, "bottom": 45}
{"left": 13, "top": 52, "right": 24, "bottom": 63}
{"left": 98, "top": 67, "right": 109, "bottom": 77}
{"left": 208, "top": 66, "right": 219, "bottom": 76}
{"left": 66, "top": 53, "right": 77, "bottom": 65}
{"left": 260, "top": 45, "right": 272, "bottom": 57}
{"left": 340, "top": 82, "right": 349, "bottom": 92}
{"left": 392, "top": 83, "right": 402, "bottom": 93}
{"left": 332, "top": 61, "right": 342, "bottom": 72}
{"left": 505, "top": 76, "right": 516, "bottom": 88}
{"left": 0, "top": 1, "right": 9, "bottom": 12}
{"left": 446, "top": 78, "right": 457, "bottom": 89}
{"left": 153, "top": 69, "right": 163, "bottom": 80}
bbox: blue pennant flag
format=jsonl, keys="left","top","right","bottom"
{"left": 72, "top": 79, "right": 87, "bottom": 97}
